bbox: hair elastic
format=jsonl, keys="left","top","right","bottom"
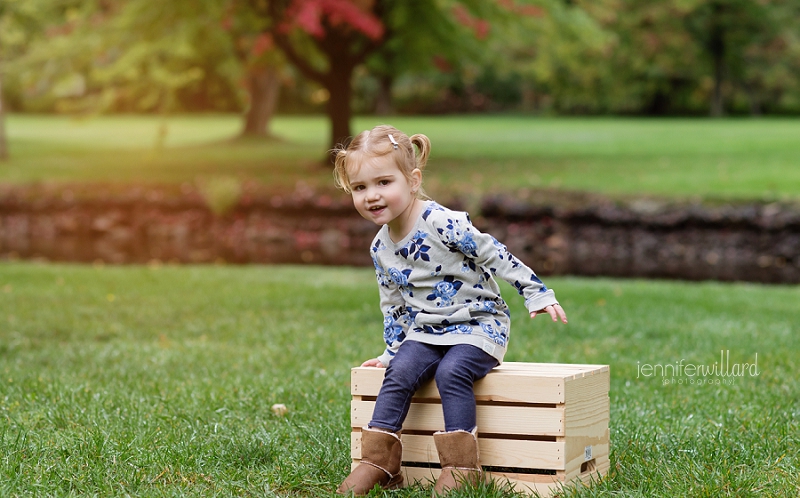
{"left": 388, "top": 134, "right": 399, "bottom": 149}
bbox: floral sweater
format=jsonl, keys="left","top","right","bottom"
{"left": 371, "top": 201, "right": 558, "bottom": 366}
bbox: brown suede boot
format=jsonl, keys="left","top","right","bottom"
{"left": 337, "top": 427, "right": 404, "bottom": 495}
{"left": 432, "top": 428, "right": 482, "bottom": 495}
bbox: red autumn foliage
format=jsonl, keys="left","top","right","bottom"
{"left": 432, "top": 54, "right": 453, "bottom": 73}
{"left": 251, "top": 33, "right": 274, "bottom": 57}
{"left": 451, "top": 5, "right": 491, "bottom": 40}
{"left": 281, "top": 0, "right": 384, "bottom": 41}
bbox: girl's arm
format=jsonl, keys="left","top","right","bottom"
{"left": 433, "top": 209, "right": 564, "bottom": 319}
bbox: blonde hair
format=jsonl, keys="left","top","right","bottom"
{"left": 333, "top": 124, "right": 432, "bottom": 200}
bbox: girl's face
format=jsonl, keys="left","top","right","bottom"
{"left": 347, "top": 155, "right": 421, "bottom": 234}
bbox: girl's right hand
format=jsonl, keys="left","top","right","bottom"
{"left": 361, "top": 358, "right": 385, "bottom": 368}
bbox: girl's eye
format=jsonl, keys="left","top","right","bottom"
{"left": 353, "top": 185, "right": 365, "bottom": 191}
{"left": 379, "top": 179, "right": 390, "bottom": 186}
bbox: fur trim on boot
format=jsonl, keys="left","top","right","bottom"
{"left": 336, "top": 426, "right": 403, "bottom": 495}
{"left": 432, "top": 428, "right": 482, "bottom": 495}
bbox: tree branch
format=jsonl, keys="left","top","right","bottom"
{"left": 270, "top": 29, "right": 326, "bottom": 85}
{"left": 266, "top": 0, "right": 326, "bottom": 85}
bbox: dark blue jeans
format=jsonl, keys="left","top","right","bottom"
{"left": 369, "top": 341, "right": 499, "bottom": 433}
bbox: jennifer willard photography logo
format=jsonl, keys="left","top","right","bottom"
{"left": 636, "top": 350, "right": 760, "bottom": 386}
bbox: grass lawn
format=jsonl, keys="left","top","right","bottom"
{"left": 3, "top": 114, "right": 800, "bottom": 202}
{"left": 1, "top": 263, "right": 798, "bottom": 496}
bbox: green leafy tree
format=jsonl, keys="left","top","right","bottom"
{"left": 685, "top": 0, "right": 783, "bottom": 116}
{"left": 14, "top": 0, "right": 287, "bottom": 140}
{"left": 363, "top": 0, "right": 511, "bottom": 115}
{"left": 494, "top": 1, "right": 615, "bottom": 113}
{"left": 0, "top": 0, "right": 60, "bottom": 160}
{"left": 577, "top": 0, "right": 797, "bottom": 115}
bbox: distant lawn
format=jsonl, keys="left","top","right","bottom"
{"left": 3, "top": 114, "right": 800, "bottom": 202}
{"left": 1, "top": 263, "right": 798, "bottom": 496}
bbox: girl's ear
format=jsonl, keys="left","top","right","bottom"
{"left": 410, "top": 168, "right": 422, "bottom": 192}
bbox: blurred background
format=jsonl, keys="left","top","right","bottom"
{"left": 3, "top": 0, "right": 800, "bottom": 147}
{"left": 1, "top": 0, "right": 799, "bottom": 279}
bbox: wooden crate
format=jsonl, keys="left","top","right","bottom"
{"left": 349, "top": 362, "right": 610, "bottom": 496}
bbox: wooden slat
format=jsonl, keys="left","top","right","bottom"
{"left": 564, "top": 368, "right": 610, "bottom": 404}
{"left": 352, "top": 366, "right": 569, "bottom": 403}
{"left": 351, "top": 400, "right": 565, "bottom": 436}
{"left": 351, "top": 363, "right": 608, "bottom": 402}
{"left": 494, "top": 362, "right": 608, "bottom": 377}
{"left": 475, "top": 373, "right": 565, "bottom": 403}
{"left": 351, "top": 433, "right": 567, "bottom": 470}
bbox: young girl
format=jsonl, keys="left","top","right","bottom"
{"left": 333, "top": 125, "right": 567, "bottom": 496}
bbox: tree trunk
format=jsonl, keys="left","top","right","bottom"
{"left": 326, "top": 65, "right": 354, "bottom": 153}
{"left": 744, "top": 83, "right": 762, "bottom": 116}
{"left": 708, "top": 3, "right": 726, "bottom": 117}
{"left": 242, "top": 65, "right": 281, "bottom": 137}
{"left": 0, "top": 70, "right": 8, "bottom": 161}
{"left": 374, "top": 74, "right": 394, "bottom": 116}
{"left": 710, "top": 53, "right": 725, "bottom": 117}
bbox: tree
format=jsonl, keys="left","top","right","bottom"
{"left": 14, "top": 0, "right": 289, "bottom": 140}
{"left": 685, "top": 0, "right": 779, "bottom": 116}
{"left": 573, "top": 0, "right": 797, "bottom": 116}
{"left": 263, "top": 0, "right": 513, "bottom": 151}
{"left": 0, "top": 0, "right": 59, "bottom": 160}
{"left": 263, "top": 0, "right": 384, "bottom": 151}
{"left": 491, "top": 1, "right": 615, "bottom": 114}
{"left": 221, "top": 4, "right": 289, "bottom": 138}
{"left": 0, "top": 60, "right": 6, "bottom": 161}
{"left": 366, "top": 1, "right": 521, "bottom": 115}
{"left": 240, "top": 35, "right": 283, "bottom": 137}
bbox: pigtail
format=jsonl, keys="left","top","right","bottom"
{"left": 332, "top": 146, "right": 351, "bottom": 193}
{"left": 408, "top": 133, "right": 432, "bottom": 200}
{"left": 409, "top": 134, "right": 431, "bottom": 171}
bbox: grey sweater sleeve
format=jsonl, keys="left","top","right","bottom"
{"left": 432, "top": 209, "right": 558, "bottom": 313}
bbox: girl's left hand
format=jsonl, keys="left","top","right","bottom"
{"left": 530, "top": 304, "right": 568, "bottom": 324}
{"left": 361, "top": 358, "right": 385, "bottom": 368}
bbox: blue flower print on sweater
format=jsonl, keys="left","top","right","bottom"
{"left": 427, "top": 275, "right": 463, "bottom": 307}
{"left": 470, "top": 299, "right": 498, "bottom": 314}
{"left": 388, "top": 267, "right": 410, "bottom": 286}
{"left": 513, "top": 273, "right": 547, "bottom": 296}
{"left": 491, "top": 236, "right": 522, "bottom": 269}
{"left": 372, "top": 240, "right": 391, "bottom": 287}
{"left": 383, "top": 313, "right": 406, "bottom": 346}
{"left": 387, "top": 267, "right": 414, "bottom": 297}
{"left": 437, "top": 217, "right": 479, "bottom": 257}
{"left": 421, "top": 322, "right": 475, "bottom": 335}
{"left": 397, "top": 230, "right": 431, "bottom": 262}
{"left": 481, "top": 320, "right": 508, "bottom": 346}
{"left": 421, "top": 202, "right": 446, "bottom": 221}
{"left": 372, "top": 239, "right": 387, "bottom": 257}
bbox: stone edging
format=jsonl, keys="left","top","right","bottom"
{"left": 1, "top": 185, "right": 798, "bottom": 283}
